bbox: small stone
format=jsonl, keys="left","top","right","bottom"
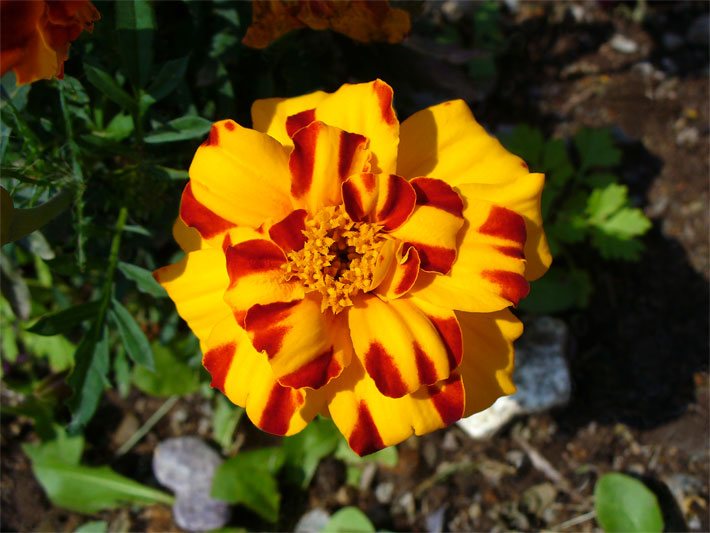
{"left": 521, "top": 483, "right": 557, "bottom": 518}
{"left": 153, "top": 437, "right": 223, "bottom": 494}
{"left": 375, "top": 481, "right": 395, "bottom": 504}
{"left": 676, "top": 127, "right": 699, "bottom": 147}
{"left": 173, "top": 492, "right": 230, "bottom": 532}
{"left": 359, "top": 462, "right": 377, "bottom": 491}
{"left": 294, "top": 508, "right": 330, "bottom": 533}
{"left": 609, "top": 33, "right": 639, "bottom": 54}
{"left": 425, "top": 505, "right": 447, "bottom": 533}
{"left": 441, "top": 431, "right": 459, "bottom": 451}
{"left": 394, "top": 492, "right": 416, "bottom": 522}
{"left": 505, "top": 450, "right": 526, "bottom": 471}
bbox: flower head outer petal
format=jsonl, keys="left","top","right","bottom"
{"left": 289, "top": 121, "right": 370, "bottom": 213}
{"left": 313, "top": 79, "right": 399, "bottom": 174}
{"left": 398, "top": 99, "right": 529, "bottom": 187}
{"left": 189, "top": 119, "right": 293, "bottom": 228}
{"left": 153, "top": 248, "right": 231, "bottom": 351}
{"left": 224, "top": 239, "right": 304, "bottom": 326}
{"left": 342, "top": 173, "right": 416, "bottom": 231}
{"left": 389, "top": 177, "right": 464, "bottom": 275}
{"left": 203, "top": 314, "right": 324, "bottom": 436}
{"left": 457, "top": 175, "right": 551, "bottom": 280}
{"left": 325, "top": 356, "right": 464, "bottom": 456}
{"left": 456, "top": 309, "right": 522, "bottom": 416}
{"left": 172, "top": 217, "right": 205, "bottom": 253}
{"left": 179, "top": 181, "right": 237, "bottom": 249}
{"left": 244, "top": 296, "right": 351, "bottom": 390}
{"left": 252, "top": 91, "right": 327, "bottom": 147}
{"left": 412, "top": 198, "right": 529, "bottom": 312}
{"left": 348, "top": 295, "right": 462, "bottom": 398}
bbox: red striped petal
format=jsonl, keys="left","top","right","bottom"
{"left": 269, "top": 209, "right": 308, "bottom": 252}
{"left": 180, "top": 182, "right": 237, "bottom": 240}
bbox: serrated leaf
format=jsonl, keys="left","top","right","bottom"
{"left": 27, "top": 302, "right": 100, "bottom": 336}
{"left": 147, "top": 57, "right": 189, "bottom": 101}
{"left": 594, "top": 473, "right": 664, "bottom": 532}
{"left": 322, "top": 507, "right": 375, "bottom": 533}
{"left": 144, "top": 116, "right": 212, "bottom": 143}
{"left": 501, "top": 124, "right": 544, "bottom": 169}
{"left": 518, "top": 267, "right": 592, "bottom": 314}
{"left": 110, "top": 300, "right": 154, "bottom": 370}
{"left": 542, "top": 138, "right": 574, "bottom": 187}
{"left": 132, "top": 343, "right": 200, "bottom": 397}
{"left": 117, "top": 262, "right": 167, "bottom": 298}
{"left": 211, "top": 449, "right": 283, "bottom": 522}
{"left": 590, "top": 229, "right": 646, "bottom": 261}
{"left": 282, "top": 417, "right": 341, "bottom": 488}
{"left": 574, "top": 128, "right": 621, "bottom": 173}
{"left": 67, "top": 327, "right": 110, "bottom": 432}
{"left": 598, "top": 208, "right": 652, "bottom": 239}
{"left": 586, "top": 183, "right": 628, "bottom": 224}
{"left": 116, "top": 0, "right": 155, "bottom": 88}
{"left": 586, "top": 172, "right": 618, "bottom": 188}
{"left": 84, "top": 64, "right": 135, "bottom": 111}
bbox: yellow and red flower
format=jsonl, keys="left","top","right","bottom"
{"left": 0, "top": 0, "right": 100, "bottom": 85}
{"left": 242, "top": 0, "right": 410, "bottom": 49}
{"left": 155, "top": 80, "right": 551, "bottom": 455}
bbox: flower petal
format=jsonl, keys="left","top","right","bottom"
{"left": 203, "top": 315, "right": 323, "bottom": 436}
{"left": 268, "top": 209, "right": 308, "bottom": 253}
{"left": 342, "top": 173, "right": 415, "bottom": 231}
{"left": 252, "top": 91, "right": 327, "bottom": 147}
{"left": 412, "top": 198, "right": 530, "bottom": 312}
{"left": 374, "top": 243, "right": 420, "bottom": 299}
{"left": 456, "top": 309, "right": 522, "bottom": 416}
{"left": 326, "top": 357, "right": 464, "bottom": 456}
{"left": 244, "top": 296, "right": 351, "bottom": 390}
{"left": 398, "top": 99, "right": 529, "bottom": 186}
{"left": 224, "top": 239, "right": 304, "bottom": 325}
{"left": 348, "top": 295, "right": 462, "bottom": 398}
{"left": 289, "top": 121, "right": 370, "bottom": 213}
{"left": 313, "top": 79, "right": 400, "bottom": 174}
{"left": 457, "top": 176, "right": 550, "bottom": 280}
{"left": 172, "top": 217, "right": 204, "bottom": 253}
{"left": 389, "top": 177, "right": 464, "bottom": 274}
{"left": 189, "top": 119, "right": 293, "bottom": 228}
{"left": 153, "top": 248, "right": 231, "bottom": 348}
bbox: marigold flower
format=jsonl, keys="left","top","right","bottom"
{"left": 242, "top": 0, "right": 410, "bottom": 49}
{"left": 155, "top": 80, "right": 551, "bottom": 455}
{"left": 0, "top": 0, "right": 100, "bottom": 85}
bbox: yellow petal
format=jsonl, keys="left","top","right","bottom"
{"left": 347, "top": 295, "right": 461, "bottom": 398}
{"left": 189, "top": 119, "right": 293, "bottom": 228}
{"left": 456, "top": 309, "right": 522, "bottom": 416}
{"left": 458, "top": 176, "right": 551, "bottom": 280}
{"left": 326, "top": 357, "right": 464, "bottom": 456}
{"left": 252, "top": 91, "right": 328, "bottom": 147}
{"left": 203, "top": 315, "right": 323, "bottom": 436}
{"left": 153, "top": 248, "right": 231, "bottom": 349}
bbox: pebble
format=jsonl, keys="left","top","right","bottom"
{"left": 152, "top": 437, "right": 228, "bottom": 531}
{"left": 425, "top": 505, "right": 447, "bottom": 533}
{"left": 441, "top": 431, "right": 459, "bottom": 451}
{"left": 505, "top": 449, "right": 526, "bottom": 471}
{"left": 609, "top": 34, "right": 639, "bottom": 54}
{"left": 457, "top": 317, "right": 571, "bottom": 439}
{"left": 375, "top": 481, "right": 395, "bottom": 504}
{"left": 676, "top": 127, "right": 699, "bottom": 147}
{"left": 294, "top": 508, "right": 331, "bottom": 533}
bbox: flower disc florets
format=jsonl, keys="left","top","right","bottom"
{"left": 283, "top": 205, "right": 386, "bottom": 314}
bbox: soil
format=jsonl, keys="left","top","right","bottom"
{"left": 2, "top": 1, "right": 708, "bottom": 532}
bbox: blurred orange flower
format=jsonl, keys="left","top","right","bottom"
{"left": 0, "top": 0, "right": 100, "bottom": 85}
{"left": 243, "top": 0, "right": 410, "bottom": 49}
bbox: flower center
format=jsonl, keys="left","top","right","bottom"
{"left": 283, "top": 205, "right": 385, "bottom": 314}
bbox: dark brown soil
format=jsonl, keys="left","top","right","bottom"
{"left": 2, "top": 1, "right": 708, "bottom": 532}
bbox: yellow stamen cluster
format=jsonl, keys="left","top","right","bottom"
{"left": 284, "top": 205, "right": 385, "bottom": 313}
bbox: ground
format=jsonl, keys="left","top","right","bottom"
{"left": 1, "top": 1, "right": 708, "bottom": 531}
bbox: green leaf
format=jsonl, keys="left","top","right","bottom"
{"left": 542, "top": 138, "right": 574, "bottom": 187}
{"left": 116, "top": 0, "right": 155, "bottom": 88}
{"left": 590, "top": 227, "right": 646, "bottom": 261}
{"left": 594, "top": 473, "right": 664, "bottom": 532}
{"left": 20, "top": 332, "right": 76, "bottom": 372}
{"left": 132, "top": 343, "right": 200, "bottom": 397}
{"left": 74, "top": 521, "right": 108, "bottom": 533}
{"left": 27, "top": 302, "right": 100, "bottom": 336}
{"left": 212, "top": 395, "right": 244, "bottom": 453}
{"left": 212, "top": 449, "right": 283, "bottom": 522}
{"left": 574, "top": 128, "right": 621, "bottom": 173}
{"left": 282, "top": 417, "right": 341, "bottom": 488}
{"left": 67, "top": 327, "right": 110, "bottom": 432}
{"left": 100, "top": 113, "right": 134, "bottom": 141}
{"left": 23, "top": 426, "right": 84, "bottom": 466}
{"left": 144, "top": 116, "right": 212, "bottom": 144}
{"left": 117, "top": 262, "right": 167, "bottom": 298}
{"left": 596, "top": 207, "right": 652, "bottom": 239}
{"left": 586, "top": 183, "right": 628, "bottom": 224}
{"left": 110, "top": 300, "right": 154, "bottom": 370}
{"left": 334, "top": 437, "right": 398, "bottom": 467}
{"left": 22, "top": 444, "right": 174, "bottom": 515}
{"left": 501, "top": 125, "right": 544, "bottom": 170}
{"left": 113, "top": 347, "right": 131, "bottom": 398}
{"left": 83, "top": 64, "right": 135, "bottom": 111}
{"left": 518, "top": 268, "right": 592, "bottom": 314}
{"left": 321, "top": 507, "right": 375, "bottom": 533}
{"left": 147, "top": 57, "right": 189, "bottom": 102}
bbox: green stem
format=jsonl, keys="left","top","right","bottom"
{"left": 91, "top": 206, "right": 128, "bottom": 342}
{"left": 58, "top": 84, "right": 87, "bottom": 271}
{"left": 1, "top": 96, "right": 42, "bottom": 152}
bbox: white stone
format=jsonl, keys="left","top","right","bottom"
{"left": 457, "top": 317, "right": 571, "bottom": 440}
{"left": 294, "top": 508, "right": 331, "bottom": 533}
{"left": 609, "top": 33, "right": 639, "bottom": 54}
